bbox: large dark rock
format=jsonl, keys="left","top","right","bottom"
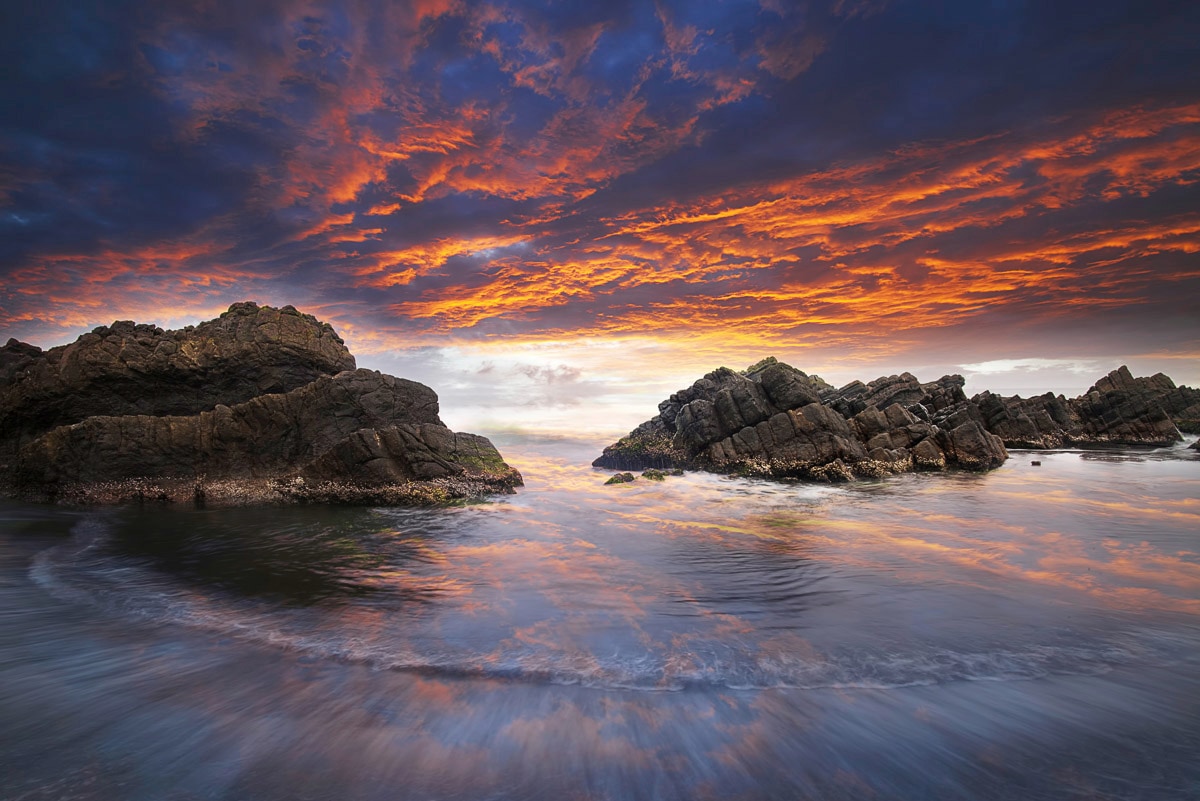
{"left": 1, "top": 304, "right": 520, "bottom": 505}
{"left": 824, "top": 372, "right": 930, "bottom": 419}
{"left": 595, "top": 360, "right": 1191, "bottom": 483}
{"left": 0, "top": 302, "right": 355, "bottom": 462}
{"left": 1092, "top": 366, "right": 1200, "bottom": 435}
{"left": 971, "top": 366, "right": 1185, "bottom": 448}
{"left": 0, "top": 338, "right": 44, "bottom": 384}
{"left": 973, "top": 391, "right": 1077, "bottom": 448}
{"left": 594, "top": 360, "right": 1006, "bottom": 481}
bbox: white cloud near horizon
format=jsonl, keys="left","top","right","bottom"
{"left": 958, "top": 358, "right": 1104, "bottom": 376}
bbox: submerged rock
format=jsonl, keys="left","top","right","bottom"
{"left": 604, "top": 472, "right": 636, "bottom": 485}
{"left": 1, "top": 303, "right": 520, "bottom": 505}
{"left": 595, "top": 360, "right": 1189, "bottom": 482}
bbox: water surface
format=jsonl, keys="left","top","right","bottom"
{"left": 2, "top": 437, "right": 1198, "bottom": 799}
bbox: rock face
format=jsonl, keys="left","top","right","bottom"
{"left": 1090, "top": 365, "right": 1200, "bottom": 435}
{"left": 595, "top": 358, "right": 1006, "bottom": 481}
{"left": 0, "top": 302, "right": 355, "bottom": 462}
{"left": 972, "top": 366, "right": 1186, "bottom": 448}
{"left": 595, "top": 358, "right": 1189, "bottom": 482}
{"left": 1, "top": 303, "right": 521, "bottom": 505}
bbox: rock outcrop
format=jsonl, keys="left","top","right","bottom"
{"left": 594, "top": 358, "right": 1006, "bottom": 481}
{"left": 595, "top": 359, "right": 1189, "bottom": 482}
{"left": 0, "top": 303, "right": 520, "bottom": 505}
{"left": 972, "top": 366, "right": 1187, "bottom": 448}
{"left": 0, "top": 302, "right": 355, "bottom": 462}
{"left": 1089, "top": 365, "right": 1200, "bottom": 435}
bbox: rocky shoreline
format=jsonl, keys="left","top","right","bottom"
{"left": 4, "top": 304, "right": 1192, "bottom": 501}
{"left": 39, "top": 473, "right": 522, "bottom": 507}
{"left": 0, "top": 302, "right": 521, "bottom": 506}
{"left": 594, "top": 358, "right": 1194, "bottom": 482}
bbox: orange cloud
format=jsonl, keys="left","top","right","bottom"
{"left": 368, "top": 102, "right": 1199, "bottom": 351}
{"left": 4, "top": 0, "right": 1197, "bottom": 386}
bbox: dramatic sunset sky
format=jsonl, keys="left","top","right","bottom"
{"left": 2, "top": 1, "right": 1198, "bottom": 432}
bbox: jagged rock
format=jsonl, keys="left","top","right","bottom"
{"left": 594, "top": 359, "right": 1007, "bottom": 480}
{"left": 0, "top": 301, "right": 355, "bottom": 463}
{"left": 591, "top": 419, "right": 686, "bottom": 471}
{"left": 596, "top": 360, "right": 1190, "bottom": 483}
{"left": 912, "top": 438, "right": 947, "bottom": 470}
{"left": 1071, "top": 382, "right": 1178, "bottom": 445}
{"left": 973, "top": 391, "right": 1075, "bottom": 448}
{"left": 300, "top": 422, "right": 517, "bottom": 487}
{"left": 934, "top": 420, "right": 1008, "bottom": 470}
{"left": 972, "top": 366, "right": 1185, "bottom": 448}
{"left": 825, "top": 372, "right": 929, "bottom": 419}
{"left": 917, "top": 374, "right": 969, "bottom": 414}
{"left": 0, "top": 338, "right": 43, "bottom": 384}
{"left": 746, "top": 358, "right": 828, "bottom": 410}
{"left": 1091, "top": 366, "right": 1200, "bottom": 434}
{"left": 1, "top": 304, "right": 520, "bottom": 505}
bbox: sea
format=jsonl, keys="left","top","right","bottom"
{"left": 1, "top": 434, "right": 1198, "bottom": 800}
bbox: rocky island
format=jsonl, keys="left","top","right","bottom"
{"left": 595, "top": 358, "right": 1195, "bottom": 482}
{"left": 0, "top": 302, "right": 521, "bottom": 505}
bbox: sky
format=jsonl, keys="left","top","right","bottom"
{"left": 2, "top": 0, "right": 1198, "bottom": 435}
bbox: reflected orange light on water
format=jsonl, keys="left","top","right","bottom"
{"left": 495, "top": 446, "right": 1200, "bottom": 621}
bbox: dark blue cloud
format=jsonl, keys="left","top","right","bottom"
{"left": 0, "top": 0, "right": 1197, "bottom": 378}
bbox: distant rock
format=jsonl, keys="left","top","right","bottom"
{"left": 595, "top": 360, "right": 1189, "bottom": 482}
{"left": 1, "top": 303, "right": 521, "bottom": 505}
{"left": 594, "top": 360, "right": 1006, "bottom": 481}
{"left": 973, "top": 366, "right": 1185, "bottom": 448}
{"left": 1092, "top": 366, "right": 1200, "bottom": 435}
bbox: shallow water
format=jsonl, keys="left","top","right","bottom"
{"left": 2, "top": 437, "right": 1198, "bottom": 800}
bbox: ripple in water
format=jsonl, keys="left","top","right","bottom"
{"left": 6, "top": 437, "right": 1200, "bottom": 800}
{"left": 28, "top": 442, "right": 1200, "bottom": 692}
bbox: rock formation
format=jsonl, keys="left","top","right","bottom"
{"left": 1089, "top": 365, "right": 1200, "bottom": 434}
{"left": 595, "top": 358, "right": 1190, "bottom": 482}
{"left": 595, "top": 358, "right": 1006, "bottom": 480}
{"left": 972, "top": 366, "right": 1186, "bottom": 448}
{"left": 0, "top": 302, "right": 521, "bottom": 505}
{"left": 0, "top": 302, "right": 354, "bottom": 462}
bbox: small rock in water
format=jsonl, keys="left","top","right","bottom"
{"left": 1031, "top": 460, "right": 1041, "bottom": 466}
{"left": 641, "top": 469, "right": 667, "bottom": 481}
{"left": 605, "top": 472, "right": 636, "bottom": 485}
